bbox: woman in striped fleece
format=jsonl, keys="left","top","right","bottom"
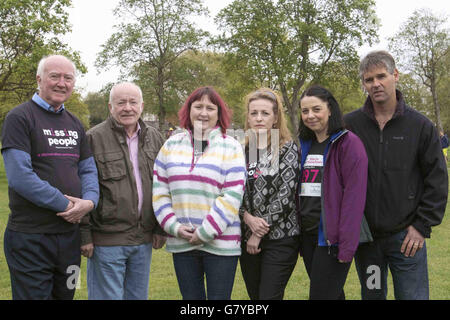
{"left": 152, "top": 86, "right": 246, "bottom": 300}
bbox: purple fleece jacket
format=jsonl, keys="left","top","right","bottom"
{"left": 300, "top": 130, "right": 368, "bottom": 262}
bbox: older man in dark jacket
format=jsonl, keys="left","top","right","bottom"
{"left": 80, "top": 82, "right": 165, "bottom": 300}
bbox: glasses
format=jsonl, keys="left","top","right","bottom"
{"left": 47, "top": 73, "right": 75, "bottom": 84}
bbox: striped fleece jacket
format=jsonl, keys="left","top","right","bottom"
{"left": 152, "top": 127, "right": 246, "bottom": 256}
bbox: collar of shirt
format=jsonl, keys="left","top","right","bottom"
{"left": 32, "top": 93, "right": 65, "bottom": 113}
{"left": 126, "top": 122, "right": 141, "bottom": 142}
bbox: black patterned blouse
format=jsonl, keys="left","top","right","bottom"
{"left": 240, "top": 140, "right": 301, "bottom": 241}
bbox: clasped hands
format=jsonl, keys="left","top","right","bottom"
{"left": 178, "top": 225, "right": 203, "bottom": 245}
{"left": 57, "top": 195, "right": 94, "bottom": 224}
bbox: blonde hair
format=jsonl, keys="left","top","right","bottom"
{"left": 244, "top": 87, "right": 292, "bottom": 149}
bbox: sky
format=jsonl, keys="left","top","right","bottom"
{"left": 65, "top": 0, "right": 450, "bottom": 95}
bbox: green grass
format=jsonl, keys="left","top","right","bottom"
{"left": 0, "top": 155, "right": 449, "bottom": 300}
{"left": 0, "top": 153, "right": 11, "bottom": 299}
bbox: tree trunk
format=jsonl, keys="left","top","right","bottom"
{"left": 157, "top": 66, "right": 165, "bottom": 130}
{"left": 284, "top": 97, "right": 300, "bottom": 146}
{"left": 280, "top": 79, "right": 305, "bottom": 145}
{"left": 431, "top": 79, "right": 443, "bottom": 133}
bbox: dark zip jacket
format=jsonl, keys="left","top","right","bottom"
{"left": 344, "top": 90, "right": 448, "bottom": 239}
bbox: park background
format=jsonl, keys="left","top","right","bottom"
{"left": 0, "top": 0, "right": 449, "bottom": 299}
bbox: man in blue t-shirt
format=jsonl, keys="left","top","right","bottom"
{"left": 1, "top": 55, "right": 99, "bottom": 300}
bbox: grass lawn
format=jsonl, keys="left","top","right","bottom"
{"left": 0, "top": 154, "right": 449, "bottom": 300}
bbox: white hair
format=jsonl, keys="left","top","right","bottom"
{"left": 109, "top": 82, "right": 144, "bottom": 106}
{"left": 36, "top": 55, "right": 77, "bottom": 90}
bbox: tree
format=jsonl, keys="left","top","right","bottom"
{"left": 317, "top": 60, "right": 366, "bottom": 115}
{"left": 132, "top": 49, "right": 252, "bottom": 128}
{"left": 396, "top": 73, "right": 430, "bottom": 117}
{"left": 436, "top": 52, "right": 450, "bottom": 132}
{"left": 84, "top": 87, "right": 111, "bottom": 128}
{"left": 0, "top": 92, "right": 18, "bottom": 133}
{"left": 215, "top": 0, "right": 379, "bottom": 137}
{"left": 0, "top": 0, "right": 86, "bottom": 126}
{"left": 96, "top": 0, "right": 209, "bottom": 129}
{"left": 135, "top": 50, "right": 246, "bottom": 127}
{"left": 0, "top": 0, "right": 85, "bottom": 96}
{"left": 389, "top": 8, "right": 449, "bottom": 133}
{"left": 65, "top": 91, "right": 90, "bottom": 129}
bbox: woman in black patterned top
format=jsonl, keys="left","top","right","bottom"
{"left": 239, "top": 88, "right": 300, "bottom": 300}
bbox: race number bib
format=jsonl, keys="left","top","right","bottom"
{"left": 300, "top": 154, "right": 323, "bottom": 197}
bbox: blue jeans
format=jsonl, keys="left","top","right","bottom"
{"left": 87, "top": 243, "right": 152, "bottom": 300}
{"left": 172, "top": 250, "right": 238, "bottom": 300}
{"left": 354, "top": 229, "right": 429, "bottom": 300}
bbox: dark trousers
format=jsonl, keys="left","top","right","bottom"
{"left": 4, "top": 228, "right": 81, "bottom": 300}
{"left": 300, "top": 232, "right": 351, "bottom": 300}
{"left": 240, "top": 236, "right": 299, "bottom": 300}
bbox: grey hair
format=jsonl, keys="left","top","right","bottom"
{"left": 109, "top": 82, "right": 144, "bottom": 105}
{"left": 359, "top": 50, "right": 396, "bottom": 81}
{"left": 36, "top": 55, "right": 77, "bottom": 78}
{"left": 36, "top": 55, "right": 77, "bottom": 90}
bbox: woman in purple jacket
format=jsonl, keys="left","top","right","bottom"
{"left": 298, "top": 85, "right": 370, "bottom": 300}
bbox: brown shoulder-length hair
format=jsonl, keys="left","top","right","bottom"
{"left": 178, "top": 86, "right": 232, "bottom": 135}
{"left": 244, "top": 87, "right": 292, "bottom": 147}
